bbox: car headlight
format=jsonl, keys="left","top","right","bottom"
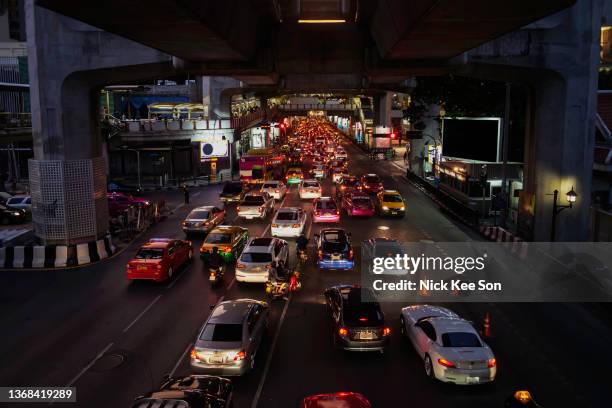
{"left": 400, "top": 206, "right": 405, "bottom": 211}
{"left": 382, "top": 206, "right": 389, "bottom": 211}
{"left": 13, "top": 212, "right": 21, "bottom": 216}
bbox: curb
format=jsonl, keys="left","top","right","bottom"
{"left": 0, "top": 234, "right": 116, "bottom": 269}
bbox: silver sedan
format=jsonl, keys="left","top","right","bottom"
{"left": 190, "top": 299, "right": 269, "bottom": 376}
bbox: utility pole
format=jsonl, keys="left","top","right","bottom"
{"left": 500, "top": 83, "right": 511, "bottom": 228}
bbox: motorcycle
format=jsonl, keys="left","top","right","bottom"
{"left": 297, "top": 248, "right": 308, "bottom": 263}
{"left": 265, "top": 271, "right": 301, "bottom": 299}
{"left": 209, "top": 264, "right": 225, "bottom": 286}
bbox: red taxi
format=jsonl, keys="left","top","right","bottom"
{"left": 342, "top": 192, "right": 375, "bottom": 217}
{"left": 127, "top": 238, "right": 193, "bottom": 282}
{"left": 300, "top": 392, "right": 372, "bottom": 408}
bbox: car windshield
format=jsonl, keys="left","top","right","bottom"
{"left": 188, "top": 210, "right": 210, "bottom": 219}
{"left": 223, "top": 183, "right": 242, "bottom": 193}
{"left": 276, "top": 211, "right": 298, "bottom": 221}
{"left": 243, "top": 196, "right": 265, "bottom": 204}
{"left": 343, "top": 179, "right": 358, "bottom": 186}
{"left": 353, "top": 197, "right": 371, "bottom": 205}
{"left": 135, "top": 248, "right": 164, "bottom": 259}
{"left": 241, "top": 252, "right": 272, "bottom": 263}
{"left": 7, "top": 198, "right": 21, "bottom": 204}
{"left": 383, "top": 194, "right": 402, "bottom": 202}
{"left": 441, "top": 332, "right": 482, "bottom": 347}
{"left": 262, "top": 183, "right": 277, "bottom": 189}
{"left": 344, "top": 304, "right": 384, "bottom": 327}
{"left": 316, "top": 200, "right": 337, "bottom": 210}
{"left": 206, "top": 233, "right": 232, "bottom": 244}
{"left": 365, "top": 176, "right": 380, "bottom": 183}
{"left": 199, "top": 323, "right": 243, "bottom": 342}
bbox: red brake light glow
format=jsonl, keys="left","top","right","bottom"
{"left": 488, "top": 358, "right": 497, "bottom": 368}
{"left": 438, "top": 358, "right": 455, "bottom": 368}
{"left": 383, "top": 327, "right": 391, "bottom": 336}
{"left": 233, "top": 350, "right": 246, "bottom": 361}
{"left": 338, "top": 327, "right": 348, "bottom": 337}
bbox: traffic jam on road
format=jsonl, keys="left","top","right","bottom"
{"left": 121, "top": 117, "right": 530, "bottom": 408}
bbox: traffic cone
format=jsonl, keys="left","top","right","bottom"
{"left": 483, "top": 312, "right": 492, "bottom": 338}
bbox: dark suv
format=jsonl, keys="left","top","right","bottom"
{"left": 220, "top": 181, "right": 244, "bottom": 203}
{"left": 131, "top": 374, "right": 233, "bottom": 408}
{"left": 324, "top": 285, "right": 391, "bottom": 352}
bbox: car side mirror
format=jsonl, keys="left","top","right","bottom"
{"left": 209, "top": 304, "right": 216, "bottom": 310}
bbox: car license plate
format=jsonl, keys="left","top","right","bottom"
{"left": 466, "top": 376, "right": 480, "bottom": 383}
{"left": 138, "top": 265, "right": 147, "bottom": 271}
{"left": 331, "top": 254, "right": 340, "bottom": 260}
{"left": 210, "top": 355, "right": 224, "bottom": 364}
{"left": 359, "top": 331, "right": 374, "bottom": 340}
{"left": 391, "top": 211, "right": 398, "bottom": 214}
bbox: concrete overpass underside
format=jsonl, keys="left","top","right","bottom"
{"left": 25, "top": 0, "right": 604, "bottom": 243}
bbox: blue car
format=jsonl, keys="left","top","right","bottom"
{"left": 315, "top": 228, "right": 354, "bottom": 270}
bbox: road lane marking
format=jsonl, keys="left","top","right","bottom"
{"left": 227, "top": 277, "right": 236, "bottom": 291}
{"left": 391, "top": 162, "right": 405, "bottom": 172}
{"left": 250, "top": 295, "right": 292, "bottom": 408}
{"left": 170, "top": 342, "right": 193, "bottom": 377}
{"left": 305, "top": 214, "right": 313, "bottom": 239}
{"left": 173, "top": 203, "right": 186, "bottom": 212}
{"left": 122, "top": 295, "right": 162, "bottom": 333}
{"left": 192, "top": 192, "right": 201, "bottom": 197}
{"left": 66, "top": 341, "right": 114, "bottom": 387}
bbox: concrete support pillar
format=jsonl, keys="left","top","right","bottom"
{"left": 25, "top": 0, "right": 172, "bottom": 245}
{"left": 202, "top": 77, "right": 241, "bottom": 119}
{"left": 375, "top": 92, "right": 392, "bottom": 128}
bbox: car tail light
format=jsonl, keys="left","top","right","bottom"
{"left": 156, "top": 264, "right": 162, "bottom": 270}
{"left": 318, "top": 249, "right": 323, "bottom": 259}
{"left": 314, "top": 211, "right": 320, "bottom": 216}
{"left": 349, "top": 249, "right": 354, "bottom": 259}
{"left": 272, "top": 223, "right": 279, "bottom": 228}
{"left": 338, "top": 327, "right": 349, "bottom": 337}
{"left": 190, "top": 348, "right": 199, "bottom": 360}
{"left": 259, "top": 207, "right": 264, "bottom": 213}
{"left": 233, "top": 350, "right": 246, "bottom": 361}
{"left": 488, "top": 358, "right": 497, "bottom": 368}
{"left": 438, "top": 358, "right": 455, "bottom": 368}
{"left": 236, "top": 263, "right": 245, "bottom": 269}
{"left": 275, "top": 189, "right": 280, "bottom": 193}
{"left": 237, "top": 206, "right": 240, "bottom": 212}
{"left": 383, "top": 327, "right": 391, "bottom": 336}
{"left": 335, "top": 210, "right": 339, "bottom": 215}
{"left": 358, "top": 317, "right": 368, "bottom": 322}
{"left": 292, "top": 223, "right": 301, "bottom": 228}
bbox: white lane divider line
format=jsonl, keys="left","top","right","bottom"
{"left": 66, "top": 341, "right": 114, "bottom": 387}
{"left": 305, "top": 214, "right": 313, "bottom": 239}
{"left": 227, "top": 277, "right": 236, "bottom": 291}
{"left": 173, "top": 203, "right": 185, "bottom": 212}
{"left": 391, "top": 162, "right": 406, "bottom": 172}
{"left": 123, "top": 295, "right": 162, "bottom": 333}
{"left": 170, "top": 342, "right": 193, "bottom": 378}
{"left": 192, "top": 192, "right": 201, "bottom": 197}
{"left": 251, "top": 295, "right": 292, "bottom": 408}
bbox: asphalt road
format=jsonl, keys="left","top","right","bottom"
{"left": 0, "top": 141, "right": 610, "bottom": 408}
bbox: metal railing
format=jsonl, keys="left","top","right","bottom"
{"left": 0, "top": 112, "right": 31, "bottom": 129}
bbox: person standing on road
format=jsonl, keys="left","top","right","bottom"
{"left": 182, "top": 184, "right": 190, "bottom": 204}
{"left": 403, "top": 150, "right": 408, "bottom": 164}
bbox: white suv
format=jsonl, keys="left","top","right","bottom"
{"left": 260, "top": 181, "right": 287, "bottom": 200}
{"left": 235, "top": 237, "right": 289, "bottom": 283}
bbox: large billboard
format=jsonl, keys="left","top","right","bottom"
{"left": 200, "top": 140, "right": 229, "bottom": 161}
{"left": 441, "top": 117, "right": 501, "bottom": 162}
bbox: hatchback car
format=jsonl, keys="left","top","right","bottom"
{"left": 127, "top": 238, "right": 193, "bottom": 282}
{"left": 342, "top": 192, "right": 375, "bottom": 217}
{"left": 324, "top": 285, "right": 390, "bottom": 352}
{"left": 5, "top": 195, "right": 31, "bottom": 213}
{"left": 360, "top": 174, "right": 384, "bottom": 194}
{"left": 199, "top": 226, "right": 249, "bottom": 263}
{"left": 132, "top": 374, "right": 233, "bottom": 408}
{"left": 313, "top": 197, "right": 340, "bottom": 223}
{"left": 191, "top": 299, "right": 269, "bottom": 376}
{"left": 271, "top": 207, "right": 307, "bottom": 237}
{"left": 315, "top": 228, "right": 354, "bottom": 270}
{"left": 300, "top": 392, "right": 371, "bottom": 408}
{"left": 235, "top": 237, "right": 289, "bottom": 283}
{"left": 377, "top": 190, "right": 405, "bottom": 217}
{"left": 219, "top": 181, "right": 244, "bottom": 203}
{"left": 260, "top": 180, "right": 287, "bottom": 200}
{"left": 298, "top": 179, "right": 322, "bottom": 199}
{"left": 400, "top": 305, "right": 497, "bottom": 384}
{"left": 181, "top": 206, "right": 226, "bottom": 235}
{"left": 311, "top": 164, "right": 327, "bottom": 179}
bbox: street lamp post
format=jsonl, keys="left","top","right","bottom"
{"left": 550, "top": 187, "right": 578, "bottom": 242}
